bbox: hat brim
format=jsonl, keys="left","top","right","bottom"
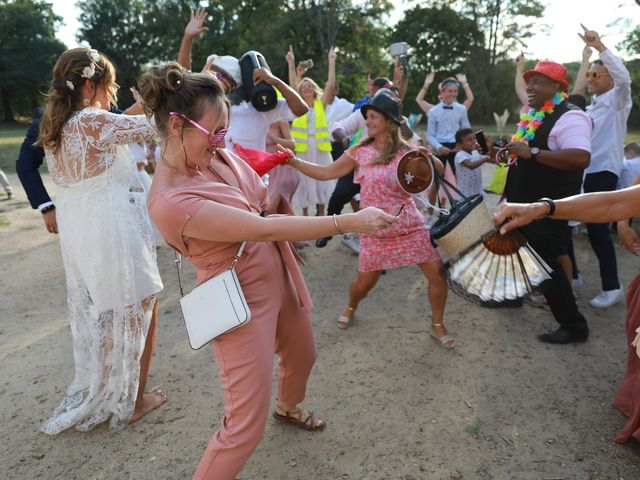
{"left": 522, "top": 70, "right": 569, "bottom": 90}
{"left": 361, "top": 104, "right": 401, "bottom": 125}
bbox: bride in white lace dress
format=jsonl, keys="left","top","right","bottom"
{"left": 37, "top": 48, "right": 165, "bottom": 434}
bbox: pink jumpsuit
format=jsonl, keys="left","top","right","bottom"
{"left": 149, "top": 149, "right": 316, "bottom": 480}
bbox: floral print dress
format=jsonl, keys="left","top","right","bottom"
{"left": 348, "top": 144, "right": 440, "bottom": 272}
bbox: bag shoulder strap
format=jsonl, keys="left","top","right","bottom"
{"left": 175, "top": 241, "right": 246, "bottom": 297}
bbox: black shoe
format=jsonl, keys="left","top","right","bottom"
{"left": 538, "top": 327, "right": 589, "bottom": 344}
{"left": 315, "top": 236, "right": 332, "bottom": 248}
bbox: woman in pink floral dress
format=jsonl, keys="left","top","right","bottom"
{"left": 284, "top": 89, "right": 453, "bottom": 348}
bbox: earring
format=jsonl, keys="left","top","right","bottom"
{"left": 83, "top": 98, "right": 90, "bottom": 107}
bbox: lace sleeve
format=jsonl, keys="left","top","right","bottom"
{"left": 82, "top": 110, "right": 157, "bottom": 151}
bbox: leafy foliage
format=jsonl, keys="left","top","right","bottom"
{"left": 77, "top": 0, "right": 391, "bottom": 107}
{"left": 0, "top": 0, "right": 66, "bottom": 121}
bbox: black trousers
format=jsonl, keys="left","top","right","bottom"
{"left": 326, "top": 140, "right": 359, "bottom": 217}
{"left": 520, "top": 219, "right": 588, "bottom": 332}
{"left": 583, "top": 171, "right": 620, "bottom": 291}
{"left": 327, "top": 171, "right": 360, "bottom": 216}
{"left": 435, "top": 142, "right": 458, "bottom": 176}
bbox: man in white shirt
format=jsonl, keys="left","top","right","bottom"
{"left": 578, "top": 26, "right": 632, "bottom": 308}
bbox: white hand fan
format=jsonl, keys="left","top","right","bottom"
{"left": 396, "top": 149, "right": 552, "bottom": 304}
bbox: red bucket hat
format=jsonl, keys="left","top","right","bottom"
{"left": 523, "top": 61, "right": 569, "bottom": 89}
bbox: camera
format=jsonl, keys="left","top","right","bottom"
{"left": 389, "top": 42, "right": 411, "bottom": 77}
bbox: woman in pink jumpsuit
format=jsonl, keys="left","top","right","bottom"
{"left": 140, "top": 63, "right": 396, "bottom": 480}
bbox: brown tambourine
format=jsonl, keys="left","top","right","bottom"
{"left": 396, "top": 149, "right": 435, "bottom": 194}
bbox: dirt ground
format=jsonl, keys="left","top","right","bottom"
{"left": 2, "top": 167, "right": 640, "bottom": 480}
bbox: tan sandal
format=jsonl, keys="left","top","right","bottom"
{"left": 337, "top": 306, "right": 355, "bottom": 329}
{"left": 431, "top": 323, "right": 455, "bottom": 349}
{"left": 273, "top": 408, "right": 326, "bottom": 431}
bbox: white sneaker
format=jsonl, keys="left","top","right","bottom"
{"left": 524, "top": 292, "right": 547, "bottom": 308}
{"left": 589, "top": 288, "right": 624, "bottom": 309}
{"left": 341, "top": 233, "right": 360, "bottom": 254}
{"left": 572, "top": 274, "right": 583, "bottom": 290}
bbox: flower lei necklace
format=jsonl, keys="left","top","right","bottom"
{"left": 496, "top": 91, "right": 567, "bottom": 165}
{"left": 512, "top": 91, "right": 568, "bottom": 144}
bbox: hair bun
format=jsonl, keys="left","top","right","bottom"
{"left": 138, "top": 62, "right": 186, "bottom": 115}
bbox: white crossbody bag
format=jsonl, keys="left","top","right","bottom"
{"left": 175, "top": 242, "right": 251, "bottom": 350}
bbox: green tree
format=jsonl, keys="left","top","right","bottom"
{"left": 0, "top": 0, "right": 65, "bottom": 122}
{"left": 389, "top": 5, "right": 483, "bottom": 117}
{"left": 77, "top": 0, "right": 392, "bottom": 105}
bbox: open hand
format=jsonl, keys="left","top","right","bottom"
{"left": 455, "top": 73, "right": 467, "bottom": 84}
{"left": 424, "top": 72, "right": 435, "bottom": 86}
{"left": 184, "top": 8, "right": 208, "bottom": 38}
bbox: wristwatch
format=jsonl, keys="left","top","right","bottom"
{"left": 530, "top": 147, "right": 540, "bottom": 161}
{"left": 537, "top": 197, "right": 556, "bottom": 218}
{"left": 41, "top": 204, "right": 56, "bottom": 214}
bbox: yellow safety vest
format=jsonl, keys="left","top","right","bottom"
{"left": 291, "top": 99, "right": 332, "bottom": 153}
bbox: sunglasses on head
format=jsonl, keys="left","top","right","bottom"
{"left": 169, "top": 112, "right": 228, "bottom": 149}
{"left": 585, "top": 71, "right": 611, "bottom": 80}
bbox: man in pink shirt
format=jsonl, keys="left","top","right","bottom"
{"left": 501, "top": 61, "right": 592, "bottom": 345}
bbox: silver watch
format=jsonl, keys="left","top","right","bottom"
{"left": 530, "top": 147, "right": 540, "bottom": 160}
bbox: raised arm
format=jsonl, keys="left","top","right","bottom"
{"left": 415, "top": 72, "right": 435, "bottom": 114}
{"left": 285, "top": 45, "right": 297, "bottom": 87}
{"left": 253, "top": 68, "right": 308, "bottom": 117}
{"left": 122, "top": 87, "right": 144, "bottom": 115}
{"left": 600, "top": 50, "right": 632, "bottom": 109}
{"left": 578, "top": 24, "right": 632, "bottom": 109}
{"left": 514, "top": 54, "right": 528, "bottom": 107}
{"left": 322, "top": 47, "right": 337, "bottom": 108}
{"left": 455, "top": 73, "right": 474, "bottom": 110}
{"left": 571, "top": 46, "right": 592, "bottom": 96}
{"left": 177, "top": 9, "right": 208, "bottom": 70}
{"left": 392, "top": 59, "right": 408, "bottom": 101}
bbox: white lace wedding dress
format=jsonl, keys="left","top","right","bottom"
{"left": 42, "top": 108, "right": 163, "bottom": 434}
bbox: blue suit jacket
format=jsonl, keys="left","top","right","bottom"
{"left": 16, "top": 106, "right": 124, "bottom": 209}
{"left": 16, "top": 108, "right": 47, "bottom": 209}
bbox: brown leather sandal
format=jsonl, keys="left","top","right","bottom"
{"left": 273, "top": 408, "right": 326, "bottom": 431}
